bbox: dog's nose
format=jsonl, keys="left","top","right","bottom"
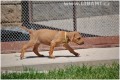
{"left": 80, "top": 42, "right": 84, "bottom": 45}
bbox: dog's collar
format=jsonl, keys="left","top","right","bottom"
{"left": 63, "top": 32, "right": 68, "bottom": 43}
{"left": 65, "top": 32, "right": 67, "bottom": 40}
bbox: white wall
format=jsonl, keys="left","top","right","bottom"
{"left": 35, "top": 14, "right": 119, "bottom": 36}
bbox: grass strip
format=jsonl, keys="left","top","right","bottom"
{"left": 1, "top": 62, "right": 119, "bottom": 79}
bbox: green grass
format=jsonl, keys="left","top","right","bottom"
{"left": 1, "top": 63, "right": 119, "bottom": 79}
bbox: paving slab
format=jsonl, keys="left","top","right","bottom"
{"left": 1, "top": 47, "right": 119, "bottom": 71}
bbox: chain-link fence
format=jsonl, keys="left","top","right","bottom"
{"left": 1, "top": 1, "right": 119, "bottom": 53}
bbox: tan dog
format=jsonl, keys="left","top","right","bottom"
{"left": 20, "top": 26, "right": 84, "bottom": 59}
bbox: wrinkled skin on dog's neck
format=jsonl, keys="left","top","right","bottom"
{"left": 67, "top": 32, "right": 84, "bottom": 45}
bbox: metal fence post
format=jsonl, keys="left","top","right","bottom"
{"left": 28, "top": 1, "right": 33, "bottom": 23}
{"left": 21, "top": 1, "right": 30, "bottom": 27}
{"left": 73, "top": 1, "right": 77, "bottom": 31}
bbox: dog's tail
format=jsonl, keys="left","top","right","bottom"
{"left": 14, "top": 23, "right": 33, "bottom": 34}
{"left": 20, "top": 26, "right": 33, "bottom": 34}
{"left": 20, "top": 26, "right": 30, "bottom": 32}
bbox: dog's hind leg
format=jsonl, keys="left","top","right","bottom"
{"left": 20, "top": 40, "right": 35, "bottom": 60}
{"left": 33, "top": 43, "right": 44, "bottom": 57}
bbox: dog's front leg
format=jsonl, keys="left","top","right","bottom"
{"left": 63, "top": 43, "right": 80, "bottom": 57}
{"left": 49, "top": 41, "right": 57, "bottom": 58}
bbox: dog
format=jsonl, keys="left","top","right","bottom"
{"left": 20, "top": 26, "right": 84, "bottom": 59}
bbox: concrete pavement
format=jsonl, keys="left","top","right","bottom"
{"left": 1, "top": 47, "right": 119, "bottom": 71}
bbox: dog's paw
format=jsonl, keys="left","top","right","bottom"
{"left": 20, "top": 55, "right": 24, "bottom": 60}
{"left": 38, "top": 54, "right": 45, "bottom": 57}
{"left": 75, "top": 53, "right": 80, "bottom": 57}
{"left": 20, "top": 57, "right": 24, "bottom": 60}
{"left": 49, "top": 56, "right": 55, "bottom": 59}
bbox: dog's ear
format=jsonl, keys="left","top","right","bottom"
{"left": 70, "top": 33, "right": 75, "bottom": 41}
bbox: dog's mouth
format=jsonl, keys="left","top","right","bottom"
{"left": 77, "top": 42, "right": 84, "bottom": 45}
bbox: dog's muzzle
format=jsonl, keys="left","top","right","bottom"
{"left": 80, "top": 42, "right": 84, "bottom": 45}
{"left": 78, "top": 41, "right": 84, "bottom": 45}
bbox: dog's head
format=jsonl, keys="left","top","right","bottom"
{"left": 70, "top": 32, "right": 84, "bottom": 45}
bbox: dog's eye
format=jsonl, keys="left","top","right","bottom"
{"left": 77, "top": 37, "right": 81, "bottom": 40}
